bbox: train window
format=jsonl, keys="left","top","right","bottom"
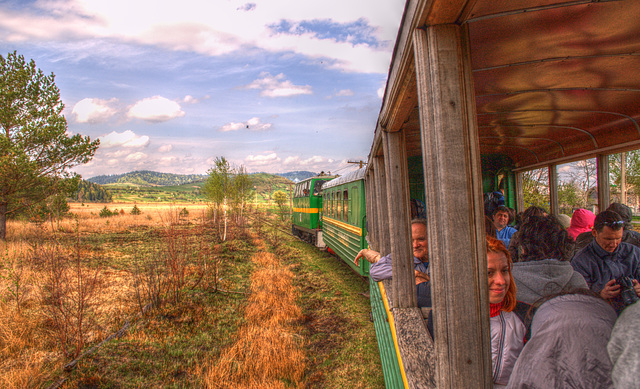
{"left": 343, "top": 189, "right": 348, "bottom": 222}
{"left": 313, "top": 180, "right": 325, "bottom": 196}
{"left": 351, "top": 186, "right": 358, "bottom": 221}
{"left": 330, "top": 191, "right": 335, "bottom": 216}
{"left": 337, "top": 191, "right": 342, "bottom": 219}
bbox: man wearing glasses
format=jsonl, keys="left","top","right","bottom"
{"left": 572, "top": 210, "right": 640, "bottom": 313}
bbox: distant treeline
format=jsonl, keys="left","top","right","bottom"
{"left": 75, "top": 180, "right": 112, "bottom": 202}
{"left": 87, "top": 170, "right": 207, "bottom": 186}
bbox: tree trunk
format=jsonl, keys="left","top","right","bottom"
{"left": 223, "top": 197, "right": 227, "bottom": 242}
{"left": 0, "top": 202, "right": 7, "bottom": 240}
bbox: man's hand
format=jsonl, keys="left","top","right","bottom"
{"left": 633, "top": 279, "right": 640, "bottom": 297}
{"left": 599, "top": 279, "right": 621, "bottom": 300}
{"left": 354, "top": 249, "right": 381, "bottom": 266}
{"left": 415, "top": 269, "right": 429, "bottom": 285}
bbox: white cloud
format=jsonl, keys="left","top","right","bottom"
{"left": 158, "top": 144, "right": 173, "bottom": 152}
{"left": 245, "top": 152, "right": 281, "bottom": 166}
{"left": 0, "top": 0, "right": 404, "bottom": 74}
{"left": 219, "top": 117, "right": 273, "bottom": 132}
{"left": 244, "top": 72, "right": 312, "bottom": 97}
{"left": 125, "top": 152, "right": 147, "bottom": 162}
{"left": 127, "top": 96, "right": 185, "bottom": 122}
{"left": 335, "top": 89, "right": 354, "bottom": 97}
{"left": 72, "top": 98, "right": 118, "bottom": 123}
{"left": 284, "top": 155, "right": 332, "bottom": 167}
{"left": 377, "top": 86, "right": 385, "bottom": 99}
{"left": 99, "top": 130, "right": 150, "bottom": 148}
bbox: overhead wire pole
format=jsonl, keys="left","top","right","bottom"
{"left": 347, "top": 160, "right": 366, "bottom": 169}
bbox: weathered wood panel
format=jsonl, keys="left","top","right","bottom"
{"left": 382, "top": 279, "right": 437, "bottom": 389}
{"left": 549, "top": 165, "right": 558, "bottom": 215}
{"left": 374, "top": 155, "right": 391, "bottom": 255}
{"left": 413, "top": 24, "right": 492, "bottom": 388}
{"left": 597, "top": 154, "right": 610, "bottom": 211}
{"left": 382, "top": 130, "right": 416, "bottom": 308}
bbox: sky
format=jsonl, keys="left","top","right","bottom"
{"left": 0, "top": 0, "right": 406, "bottom": 179}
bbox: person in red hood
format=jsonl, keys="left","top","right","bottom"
{"left": 567, "top": 208, "right": 596, "bottom": 240}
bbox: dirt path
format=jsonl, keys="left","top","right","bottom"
{"left": 203, "top": 234, "right": 306, "bottom": 388}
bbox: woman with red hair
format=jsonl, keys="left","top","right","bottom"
{"left": 486, "top": 236, "right": 525, "bottom": 388}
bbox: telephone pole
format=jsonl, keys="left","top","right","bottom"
{"left": 347, "top": 160, "right": 366, "bottom": 169}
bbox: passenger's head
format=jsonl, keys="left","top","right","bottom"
{"left": 606, "top": 202, "right": 633, "bottom": 230}
{"left": 492, "top": 206, "right": 510, "bottom": 231}
{"left": 592, "top": 210, "right": 624, "bottom": 253}
{"left": 556, "top": 214, "right": 571, "bottom": 229}
{"left": 522, "top": 206, "right": 547, "bottom": 222}
{"left": 411, "top": 219, "right": 428, "bottom": 261}
{"left": 514, "top": 215, "right": 574, "bottom": 262}
{"left": 486, "top": 236, "right": 517, "bottom": 311}
{"left": 570, "top": 208, "right": 596, "bottom": 229}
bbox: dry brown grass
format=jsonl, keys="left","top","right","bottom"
{"left": 3, "top": 203, "right": 212, "bottom": 240}
{"left": 204, "top": 242, "right": 306, "bottom": 388}
{"left": 0, "top": 203, "right": 213, "bottom": 387}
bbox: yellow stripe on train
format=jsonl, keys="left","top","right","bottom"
{"left": 292, "top": 207, "right": 321, "bottom": 214}
{"left": 323, "top": 217, "right": 362, "bottom": 236}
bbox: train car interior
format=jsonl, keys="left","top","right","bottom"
{"left": 364, "top": 0, "right": 640, "bottom": 387}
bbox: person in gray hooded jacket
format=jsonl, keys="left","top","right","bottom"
{"left": 507, "top": 292, "right": 617, "bottom": 388}
{"left": 608, "top": 300, "right": 640, "bottom": 389}
{"left": 509, "top": 215, "right": 587, "bottom": 304}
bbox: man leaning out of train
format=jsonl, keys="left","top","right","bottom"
{"left": 354, "top": 218, "right": 431, "bottom": 307}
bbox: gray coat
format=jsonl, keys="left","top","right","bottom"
{"left": 512, "top": 259, "right": 588, "bottom": 305}
{"left": 608, "top": 301, "right": 640, "bottom": 389}
{"left": 507, "top": 294, "right": 616, "bottom": 389}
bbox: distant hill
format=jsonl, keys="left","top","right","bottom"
{"left": 87, "top": 171, "right": 207, "bottom": 187}
{"left": 273, "top": 171, "right": 317, "bottom": 182}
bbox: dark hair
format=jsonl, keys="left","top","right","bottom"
{"left": 605, "top": 203, "right": 633, "bottom": 230}
{"left": 522, "top": 206, "right": 547, "bottom": 221}
{"left": 493, "top": 205, "right": 510, "bottom": 217}
{"left": 593, "top": 210, "right": 624, "bottom": 232}
{"left": 509, "top": 215, "right": 574, "bottom": 262}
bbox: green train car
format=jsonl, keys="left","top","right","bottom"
{"left": 321, "top": 167, "right": 369, "bottom": 276}
{"left": 291, "top": 175, "right": 335, "bottom": 246}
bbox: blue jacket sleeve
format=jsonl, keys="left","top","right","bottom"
{"left": 369, "top": 254, "right": 393, "bottom": 282}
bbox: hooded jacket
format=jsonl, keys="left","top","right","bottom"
{"left": 567, "top": 208, "right": 596, "bottom": 240}
{"left": 608, "top": 301, "right": 640, "bottom": 389}
{"left": 507, "top": 294, "right": 616, "bottom": 389}
{"left": 512, "top": 259, "right": 588, "bottom": 304}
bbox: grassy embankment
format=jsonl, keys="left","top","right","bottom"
{"left": 0, "top": 202, "right": 383, "bottom": 388}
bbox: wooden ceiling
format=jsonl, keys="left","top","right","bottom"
{"left": 382, "top": 0, "right": 640, "bottom": 171}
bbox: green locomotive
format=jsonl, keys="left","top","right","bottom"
{"left": 291, "top": 175, "right": 335, "bottom": 246}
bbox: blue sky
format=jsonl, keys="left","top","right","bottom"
{"left": 0, "top": 0, "right": 405, "bottom": 178}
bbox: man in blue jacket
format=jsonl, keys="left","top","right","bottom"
{"left": 572, "top": 210, "right": 640, "bottom": 313}
{"left": 355, "top": 219, "right": 430, "bottom": 307}
{"left": 493, "top": 205, "right": 517, "bottom": 248}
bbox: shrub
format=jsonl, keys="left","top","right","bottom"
{"left": 99, "top": 206, "right": 115, "bottom": 218}
{"left": 130, "top": 205, "right": 142, "bottom": 215}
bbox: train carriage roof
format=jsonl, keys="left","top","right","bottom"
{"left": 322, "top": 167, "right": 367, "bottom": 189}
{"left": 372, "top": 0, "right": 640, "bottom": 171}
